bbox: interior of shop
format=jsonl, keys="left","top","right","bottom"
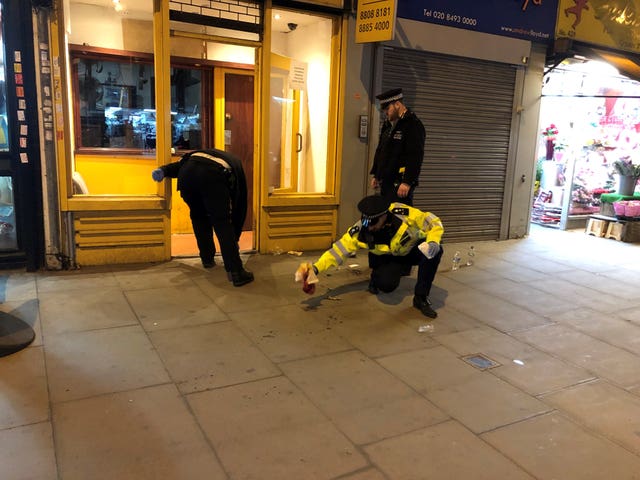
{"left": 0, "top": 4, "right": 16, "bottom": 252}
{"left": 533, "top": 53, "right": 640, "bottom": 241}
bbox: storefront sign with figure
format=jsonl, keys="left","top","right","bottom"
{"left": 557, "top": 0, "right": 640, "bottom": 53}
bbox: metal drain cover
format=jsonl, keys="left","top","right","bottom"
{"left": 461, "top": 353, "right": 500, "bottom": 370}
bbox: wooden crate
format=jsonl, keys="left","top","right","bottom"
{"left": 623, "top": 221, "right": 640, "bottom": 243}
{"left": 585, "top": 218, "right": 608, "bottom": 237}
{"left": 605, "top": 222, "right": 625, "bottom": 241}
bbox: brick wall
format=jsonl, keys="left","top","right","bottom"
{"left": 169, "top": 0, "right": 262, "bottom": 26}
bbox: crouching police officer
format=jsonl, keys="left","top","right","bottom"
{"left": 152, "top": 148, "right": 254, "bottom": 287}
{"left": 297, "top": 195, "right": 444, "bottom": 318}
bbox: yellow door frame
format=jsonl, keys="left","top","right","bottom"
{"left": 258, "top": 5, "right": 347, "bottom": 253}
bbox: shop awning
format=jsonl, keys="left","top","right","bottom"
{"left": 593, "top": 49, "right": 640, "bottom": 82}
{"left": 548, "top": 39, "right": 640, "bottom": 83}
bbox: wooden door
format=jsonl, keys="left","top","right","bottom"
{"left": 215, "top": 69, "right": 254, "bottom": 232}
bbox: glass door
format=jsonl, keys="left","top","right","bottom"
{"left": 0, "top": 2, "right": 17, "bottom": 251}
{"left": 267, "top": 8, "right": 336, "bottom": 195}
{"left": 268, "top": 52, "right": 300, "bottom": 193}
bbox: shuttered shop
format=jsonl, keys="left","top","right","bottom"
{"left": 382, "top": 47, "right": 517, "bottom": 242}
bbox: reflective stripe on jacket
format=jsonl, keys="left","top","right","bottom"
{"left": 313, "top": 202, "right": 444, "bottom": 274}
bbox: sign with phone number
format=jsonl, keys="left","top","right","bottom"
{"left": 356, "top": 0, "right": 397, "bottom": 44}
{"left": 397, "top": 0, "right": 557, "bottom": 43}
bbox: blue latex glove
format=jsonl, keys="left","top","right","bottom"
{"left": 151, "top": 168, "right": 164, "bottom": 182}
{"left": 418, "top": 241, "right": 440, "bottom": 259}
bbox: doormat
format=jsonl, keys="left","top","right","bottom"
{"left": 461, "top": 353, "right": 500, "bottom": 371}
{"left": 0, "top": 312, "right": 35, "bottom": 357}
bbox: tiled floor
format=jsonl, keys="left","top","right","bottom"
{"left": 171, "top": 231, "right": 254, "bottom": 258}
{"left": 2, "top": 224, "right": 640, "bottom": 479}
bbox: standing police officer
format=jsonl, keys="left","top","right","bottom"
{"left": 152, "top": 148, "right": 254, "bottom": 287}
{"left": 370, "top": 88, "right": 426, "bottom": 205}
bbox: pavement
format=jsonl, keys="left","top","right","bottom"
{"left": 1, "top": 224, "right": 640, "bottom": 479}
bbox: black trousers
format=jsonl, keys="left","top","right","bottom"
{"left": 177, "top": 159, "right": 243, "bottom": 272}
{"left": 380, "top": 181, "right": 415, "bottom": 206}
{"left": 368, "top": 243, "right": 443, "bottom": 298}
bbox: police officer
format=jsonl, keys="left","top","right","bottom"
{"left": 152, "top": 148, "right": 254, "bottom": 287}
{"left": 370, "top": 88, "right": 426, "bottom": 205}
{"left": 297, "top": 195, "right": 444, "bottom": 318}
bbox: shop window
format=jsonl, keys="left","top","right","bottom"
{"left": 171, "top": 67, "right": 203, "bottom": 151}
{"left": 0, "top": 176, "right": 16, "bottom": 250}
{"left": 66, "top": 0, "right": 257, "bottom": 196}
{"left": 67, "top": 0, "right": 156, "bottom": 195}
{"left": 267, "top": 9, "right": 336, "bottom": 194}
{"left": 72, "top": 51, "right": 205, "bottom": 154}
{"left": 73, "top": 54, "right": 155, "bottom": 151}
{"left": 0, "top": 3, "right": 7, "bottom": 153}
{"left": 0, "top": 5, "right": 15, "bottom": 251}
{"left": 536, "top": 58, "right": 640, "bottom": 228}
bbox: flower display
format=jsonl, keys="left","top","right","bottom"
{"left": 572, "top": 183, "right": 592, "bottom": 205}
{"left": 591, "top": 187, "right": 613, "bottom": 196}
{"left": 542, "top": 124, "right": 559, "bottom": 140}
{"left": 612, "top": 157, "right": 640, "bottom": 179}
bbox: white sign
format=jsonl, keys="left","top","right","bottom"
{"left": 289, "top": 60, "right": 307, "bottom": 91}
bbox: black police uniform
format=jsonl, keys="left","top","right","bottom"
{"left": 160, "top": 148, "right": 252, "bottom": 285}
{"left": 370, "top": 89, "right": 426, "bottom": 205}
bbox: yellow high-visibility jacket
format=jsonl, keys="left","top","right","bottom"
{"left": 314, "top": 203, "right": 444, "bottom": 274}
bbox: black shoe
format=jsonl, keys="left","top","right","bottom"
{"left": 202, "top": 259, "right": 215, "bottom": 269}
{"left": 367, "top": 279, "right": 379, "bottom": 295}
{"left": 231, "top": 269, "right": 254, "bottom": 287}
{"left": 413, "top": 295, "right": 437, "bottom": 318}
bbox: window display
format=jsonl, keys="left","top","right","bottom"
{"left": 74, "top": 54, "right": 203, "bottom": 152}
{"left": 535, "top": 58, "right": 640, "bottom": 228}
{"left": 0, "top": 3, "right": 7, "bottom": 152}
{"left": 0, "top": 176, "right": 17, "bottom": 250}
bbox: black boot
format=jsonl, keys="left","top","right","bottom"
{"left": 413, "top": 295, "right": 437, "bottom": 318}
{"left": 202, "top": 258, "right": 215, "bottom": 269}
{"left": 231, "top": 268, "right": 254, "bottom": 287}
{"left": 367, "top": 278, "right": 379, "bottom": 294}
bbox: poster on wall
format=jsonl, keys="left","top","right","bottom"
{"left": 397, "top": 0, "right": 558, "bottom": 43}
{"left": 556, "top": 0, "right": 640, "bottom": 53}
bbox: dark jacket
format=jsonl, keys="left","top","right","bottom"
{"left": 370, "top": 110, "right": 426, "bottom": 187}
{"left": 161, "top": 148, "right": 248, "bottom": 239}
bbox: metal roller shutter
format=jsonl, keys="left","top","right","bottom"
{"left": 382, "top": 47, "right": 517, "bottom": 242}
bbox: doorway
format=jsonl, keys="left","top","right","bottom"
{"left": 171, "top": 66, "right": 256, "bottom": 258}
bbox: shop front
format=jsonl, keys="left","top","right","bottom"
{"left": 45, "top": 0, "right": 348, "bottom": 267}
{"left": 533, "top": 54, "right": 640, "bottom": 230}
{"left": 0, "top": 0, "right": 44, "bottom": 270}
{"left": 532, "top": 0, "right": 640, "bottom": 234}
